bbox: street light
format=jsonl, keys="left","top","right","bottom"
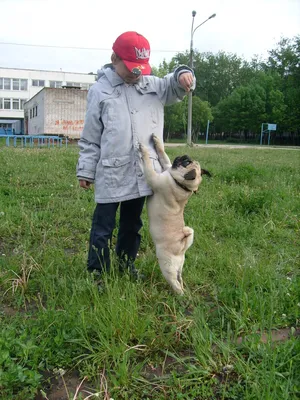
{"left": 187, "top": 11, "right": 216, "bottom": 146}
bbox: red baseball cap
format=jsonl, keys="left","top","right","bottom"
{"left": 112, "top": 31, "right": 151, "bottom": 76}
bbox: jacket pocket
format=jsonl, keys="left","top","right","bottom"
{"left": 102, "top": 155, "right": 133, "bottom": 188}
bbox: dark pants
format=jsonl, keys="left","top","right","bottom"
{"left": 87, "top": 197, "right": 146, "bottom": 274}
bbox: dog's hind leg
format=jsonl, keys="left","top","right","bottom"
{"left": 173, "top": 228, "right": 194, "bottom": 292}
{"left": 152, "top": 134, "right": 172, "bottom": 171}
{"left": 164, "top": 267, "right": 184, "bottom": 295}
{"left": 182, "top": 227, "right": 194, "bottom": 252}
{"left": 177, "top": 256, "right": 185, "bottom": 292}
{"left": 157, "top": 250, "right": 185, "bottom": 295}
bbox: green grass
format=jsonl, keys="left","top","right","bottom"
{"left": 0, "top": 145, "right": 299, "bottom": 399}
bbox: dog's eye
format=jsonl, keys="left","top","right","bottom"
{"left": 182, "top": 160, "right": 191, "bottom": 167}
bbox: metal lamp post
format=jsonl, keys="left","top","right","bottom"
{"left": 187, "top": 11, "right": 216, "bottom": 146}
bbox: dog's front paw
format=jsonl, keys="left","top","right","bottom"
{"left": 139, "top": 142, "right": 146, "bottom": 156}
{"left": 183, "top": 227, "right": 194, "bottom": 238}
{"left": 152, "top": 134, "right": 160, "bottom": 147}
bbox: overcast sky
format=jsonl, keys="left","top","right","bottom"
{"left": 0, "top": 0, "right": 299, "bottom": 74}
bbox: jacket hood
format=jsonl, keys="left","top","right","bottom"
{"left": 97, "top": 65, "right": 112, "bottom": 80}
{"left": 96, "top": 65, "right": 126, "bottom": 87}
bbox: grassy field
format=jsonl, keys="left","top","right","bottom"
{"left": 0, "top": 144, "right": 299, "bottom": 400}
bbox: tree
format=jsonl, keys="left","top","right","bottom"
{"left": 172, "top": 50, "right": 260, "bottom": 106}
{"left": 189, "top": 96, "right": 213, "bottom": 141}
{"left": 163, "top": 96, "right": 213, "bottom": 141}
{"left": 264, "top": 36, "right": 300, "bottom": 135}
{"left": 269, "top": 89, "right": 287, "bottom": 127}
{"left": 151, "top": 37, "right": 299, "bottom": 144}
{"left": 164, "top": 101, "right": 186, "bottom": 140}
{"left": 152, "top": 59, "right": 177, "bottom": 77}
{"left": 213, "top": 83, "right": 266, "bottom": 137}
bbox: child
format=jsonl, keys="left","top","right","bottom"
{"left": 77, "top": 31, "right": 195, "bottom": 279}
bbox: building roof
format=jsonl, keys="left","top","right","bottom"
{"left": 0, "top": 66, "right": 96, "bottom": 76}
{"left": 23, "top": 86, "right": 88, "bottom": 105}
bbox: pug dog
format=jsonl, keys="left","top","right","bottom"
{"left": 139, "top": 135, "right": 211, "bottom": 294}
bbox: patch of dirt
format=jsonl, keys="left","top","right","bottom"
{"left": 0, "top": 239, "right": 5, "bottom": 254}
{"left": 0, "top": 304, "right": 18, "bottom": 317}
{"left": 0, "top": 236, "right": 15, "bottom": 255}
{"left": 142, "top": 354, "right": 187, "bottom": 380}
{"left": 0, "top": 297, "right": 42, "bottom": 316}
{"left": 64, "top": 248, "right": 77, "bottom": 256}
{"left": 29, "top": 327, "right": 300, "bottom": 399}
{"left": 142, "top": 327, "right": 300, "bottom": 380}
{"left": 35, "top": 370, "right": 97, "bottom": 400}
{"left": 236, "top": 327, "right": 300, "bottom": 345}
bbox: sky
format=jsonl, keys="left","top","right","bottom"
{"left": 0, "top": 0, "right": 299, "bottom": 74}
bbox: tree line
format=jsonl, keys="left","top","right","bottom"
{"left": 152, "top": 36, "right": 300, "bottom": 145}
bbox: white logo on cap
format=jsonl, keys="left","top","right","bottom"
{"left": 134, "top": 47, "right": 150, "bottom": 60}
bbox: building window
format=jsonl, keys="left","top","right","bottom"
{"left": 81, "top": 83, "right": 93, "bottom": 90}
{"left": 66, "top": 82, "right": 81, "bottom": 87}
{"left": 50, "top": 80, "right": 62, "bottom": 88}
{"left": 0, "top": 123, "right": 12, "bottom": 129}
{"left": 0, "top": 97, "right": 26, "bottom": 110}
{"left": 0, "top": 78, "right": 28, "bottom": 91}
{"left": 4, "top": 78, "right": 11, "bottom": 90}
{"left": 4, "top": 98, "right": 11, "bottom": 109}
{"left": 13, "top": 79, "right": 19, "bottom": 90}
{"left": 20, "top": 79, "right": 28, "bottom": 90}
{"left": 32, "top": 80, "right": 45, "bottom": 87}
{"left": 0, "top": 78, "right": 11, "bottom": 90}
{"left": 13, "top": 99, "right": 20, "bottom": 110}
{"left": 20, "top": 99, "right": 27, "bottom": 109}
{"left": 30, "top": 106, "right": 38, "bottom": 118}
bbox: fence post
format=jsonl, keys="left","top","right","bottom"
{"left": 205, "top": 120, "right": 210, "bottom": 144}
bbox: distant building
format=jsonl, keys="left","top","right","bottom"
{"left": 24, "top": 86, "right": 89, "bottom": 138}
{"left": 0, "top": 67, "right": 96, "bottom": 134}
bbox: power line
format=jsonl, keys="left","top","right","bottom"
{"left": 0, "top": 41, "right": 183, "bottom": 53}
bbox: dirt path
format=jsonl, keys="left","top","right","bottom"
{"left": 165, "top": 143, "right": 300, "bottom": 150}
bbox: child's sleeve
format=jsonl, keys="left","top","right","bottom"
{"left": 76, "top": 87, "right": 103, "bottom": 182}
{"left": 154, "top": 65, "right": 196, "bottom": 106}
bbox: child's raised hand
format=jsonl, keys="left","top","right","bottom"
{"left": 178, "top": 72, "right": 194, "bottom": 92}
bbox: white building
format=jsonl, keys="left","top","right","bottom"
{"left": 0, "top": 67, "right": 96, "bottom": 134}
{"left": 24, "top": 87, "right": 88, "bottom": 138}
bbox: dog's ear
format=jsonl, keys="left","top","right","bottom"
{"left": 172, "top": 156, "right": 181, "bottom": 169}
{"left": 201, "top": 169, "right": 212, "bottom": 177}
{"left": 172, "top": 155, "right": 193, "bottom": 169}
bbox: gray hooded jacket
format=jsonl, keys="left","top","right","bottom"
{"left": 76, "top": 65, "right": 195, "bottom": 203}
